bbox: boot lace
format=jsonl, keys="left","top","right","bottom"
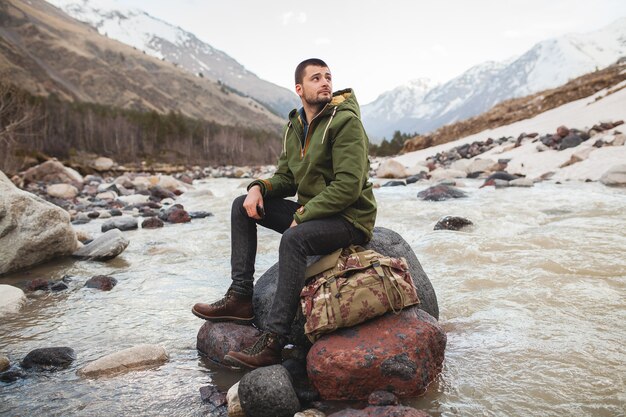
{"left": 243, "top": 332, "right": 275, "bottom": 356}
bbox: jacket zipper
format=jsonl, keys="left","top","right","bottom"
{"left": 299, "top": 107, "right": 330, "bottom": 159}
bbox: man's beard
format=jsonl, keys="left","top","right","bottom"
{"left": 303, "top": 89, "right": 332, "bottom": 107}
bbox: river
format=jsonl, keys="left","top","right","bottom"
{"left": 1, "top": 178, "right": 625, "bottom": 416}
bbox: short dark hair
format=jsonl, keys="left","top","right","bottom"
{"left": 295, "top": 58, "right": 329, "bottom": 84}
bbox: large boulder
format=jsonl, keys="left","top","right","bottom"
{"left": 253, "top": 227, "right": 439, "bottom": 346}
{"left": 0, "top": 285, "right": 26, "bottom": 315}
{"left": 0, "top": 170, "right": 78, "bottom": 275}
{"left": 417, "top": 185, "right": 467, "bottom": 201}
{"left": 22, "top": 160, "right": 83, "bottom": 188}
{"left": 376, "top": 159, "right": 408, "bottom": 179}
{"left": 77, "top": 344, "right": 168, "bottom": 378}
{"left": 72, "top": 229, "right": 129, "bottom": 261}
{"left": 196, "top": 322, "right": 262, "bottom": 365}
{"left": 238, "top": 365, "right": 301, "bottom": 417}
{"left": 307, "top": 307, "right": 446, "bottom": 401}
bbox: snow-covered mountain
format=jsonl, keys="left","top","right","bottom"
{"left": 363, "top": 17, "right": 626, "bottom": 141}
{"left": 46, "top": 0, "right": 300, "bottom": 117}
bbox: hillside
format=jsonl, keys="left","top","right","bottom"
{"left": 45, "top": 0, "right": 300, "bottom": 116}
{"left": 0, "top": 0, "right": 283, "bottom": 132}
{"left": 401, "top": 61, "right": 626, "bottom": 153}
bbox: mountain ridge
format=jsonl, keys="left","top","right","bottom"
{"left": 362, "top": 17, "right": 626, "bottom": 141}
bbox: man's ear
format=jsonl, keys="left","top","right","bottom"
{"left": 295, "top": 84, "right": 303, "bottom": 97}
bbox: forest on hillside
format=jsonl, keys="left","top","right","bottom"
{"left": 0, "top": 82, "right": 282, "bottom": 175}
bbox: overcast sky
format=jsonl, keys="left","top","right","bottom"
{"left": 121, "top": 0, "right": 625, "bottom": 104}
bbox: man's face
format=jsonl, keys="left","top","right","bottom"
{"left": 296, "top": 65, "right": 332, "bottom": 107}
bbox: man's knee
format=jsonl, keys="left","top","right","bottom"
{"left": 279, "top": 227, "right": 302, "bottom": 250}
{"left": 232, "top": 194, "right": 247, "bottom": 215}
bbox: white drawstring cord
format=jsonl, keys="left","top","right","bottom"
{"left": 321, "top": 107, "right": 337, "bottom": 144}
{"left": 283, "top": 122, "right": 291, "bottom": 155}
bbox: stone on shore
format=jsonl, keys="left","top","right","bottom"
{"left": 91, "top": 157, "right": 114, "bottom": 171}
{"left": 101, "top": 216, "right": 138, "bottom": 232}
{"left": 376, "top": 159, "right": 408, "bottom": 179}
{"left": 307, "top": 307, "right": 446, "bottom": 401}
{"left": 227, "top": 382, "right": 246, "bottom": 417}
{"left": 295, "top": 410, "right": 326, "bottom": 417}
{"left": 77, "top": 344, "right": 168, "bottom": 378}
{"left": 72, "top": 229, "right": 129, "bottom": 261}
{"left": 0, "top": 355, "right": 9, "bottom": 372}
{"left": 599, "top": 164, "right": 626, "bottom": 186}
{"left": 21, "top": 347, "right": 76, "bottom": 370}
{"left": 196, "top": 321, "right": 261, "bottom": 365}
{"left": 0, "top": 285, "right": 26, "bottom": 315}
{"left": 47, "top": 183, "right": 79, "bottom": 199}
{"left": 509, "top": 178, "right": 534, "bottom": 187}
{"left": 0, "top": 171, "right": 78, "bottom": 275}
{"left": 22, "top": 160, "right": 84, "bottom": 188}
{"left": 238, "top": 365, "right": 301, "bottom": 417}
{"left": 141, "top": 217, "right": 164, "bottom": 228}
{"left": 417, "top": 184, "right": 467, "bottom": 201}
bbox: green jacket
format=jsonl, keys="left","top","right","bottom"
{"left": 248, "top": 88, "right": 377, "bottom": 240}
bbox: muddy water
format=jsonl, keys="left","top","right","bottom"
{"left": 1, "top": 178, "right": 625, "bottom": 416}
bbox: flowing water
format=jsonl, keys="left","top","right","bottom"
{"left": 1, "top": 178, "right": 625, "bottom": 416}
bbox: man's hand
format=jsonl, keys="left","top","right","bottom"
{"left": 243, "top": 185, "right": 264, "bottom": 219}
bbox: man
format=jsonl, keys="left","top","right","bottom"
{"left": 192, "top": 58, "right": 377, "bottom": 368}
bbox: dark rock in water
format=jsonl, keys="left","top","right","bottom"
{"left": 101, "top": 217, "right": 138, "bottom": 232}
{"left": 149, "top": 185, "right": 176, "bottom": 201}
{"left": 50, "top": 281, "right": 68, "bottom": 292}
{"left": 253, "top": 227, "right": 439, "bottom": 347}
{"left": 480, "top": 171, "right": 518, "bottom": 187}
{"left": 307, "top": 307, "right": 446, "bottom": 401}
{"left": 406, "top": 172, "right": 428, "bottom": 184}
{"left": 158, "top": 204, "right": 183, "bottom": 221}
{"left": 282, "top": 358, "right": 320, "bottom": 403}
{"left": 328, "top": 405, "right": 431, "bottom": 417}
{"left": 73, "top": 229, "right": 129, "bottom": 261}
{"left": 434, "top": 216, "right": 473, "bottom": 231}
{"left": 196, "top": 321, "right": 261, "bottom": 365}
{"left": 189, "top": 211, "right": 214, "bottom": 219}
{"left": 84, "top": 275, "right": 117, "bottom": 291}
{"left": 0, "top": 369, "right": 25, "bottom": 382}
{"left": 141, "top": 217, "right": 164, "bottom": 229}
{"left": 167, "top": 209, "right": 191, "bottom": 223}
{"left": 139, "top": 208, "right": 158, "bottom": 217}
{"left": 199, "top": 385, "right": 227, "bottom": 407}
{"left": 87, "top": 211, "right": 100, "bottom": 219}
{"left": 417, "top": 185, "right": 467, "bottom": 201}
{"left": 382, "top": 180, "right": 406, "bottom": 187}
{"left": 556, "top": 125, "right": 570, "bottom": 138}
{"left": 71, "top": 218, "right": 91, "bottom": 225}
{"left": 593, "top": 139, "right": 605, "bottom": 148}
{"left": 21, "top": 347, "right": 76, "bottom": 370}
{"left": 26, "top": 278, "right": 50, "bottom": 292}
{"left": 368, "top": 391, "right": 399, "bottom": 406}
{"left": 559, "top": 133, "right": 584, "bottom": 150}
{"left": 109, "top": 209, "right": 123, "bottom": 217}
{"left": 239, "top": 365, "right": 300, "bottom": 417}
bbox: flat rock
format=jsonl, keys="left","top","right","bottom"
{"left": 376, "top": 159, "right": 408, "bottom": 179}
{"left": 509, "top": 178, "right": 534, "bottom": 187}
{"left": 101, "top": 216, "right": 138, "bottom": 232}
{"left": 239, "top": 365, "right": 301, "bottom": 417}
{"left": 0, "top": 285, "right": 26, "bottom": 315}
{"left": 47, "top": 183, "right": 79, "bottom": 199}
{"left": 117, "top": 194, "right": 150, "bottom": 205}
{"left": 307, "top": 307, "right": 446, "bottom": 400}
{"left": 77, "top": 344, "right": 168, "bottom": 378}
{"left": 21, "top": 347, "right": 76, "bottom": 370}
{"left": 417, "top": 184, "right": 467, "bottom": 201}
{"left": 141, "top": 217, "right": 164, "bottom": 228}
{"left": 72, "top": 229, "right": 129, "bottom": 261}
{"left": 22, "top": 160, "right": 83, "bottom": 188}
{"left": 0, "top": 171, "right": 79, "bottom": 275}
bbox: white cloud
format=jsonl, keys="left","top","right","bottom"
{"left": 281, "top": 11, "right": 307, "bottom": 25}
{"left": 314, "top": 37, "right": 331, "bottom": 45}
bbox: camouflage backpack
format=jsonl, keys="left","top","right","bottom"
{"left": 300, "top": 245, "right": 420, "bottom": 342}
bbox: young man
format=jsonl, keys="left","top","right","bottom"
{"left": 192, "top": 58, "right": 377, "bottom": 368}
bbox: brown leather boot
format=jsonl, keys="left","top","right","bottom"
{"left": 192, "top": 290, "right": 254, "bottom": 323}
{"left": 223, "top": 332, "right": 283, "bottom": 369}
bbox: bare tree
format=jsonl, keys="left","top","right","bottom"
{"left": 0, "top": 82, "right": 39, "bottom": 146}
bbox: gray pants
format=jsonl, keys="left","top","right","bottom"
{"left": 229, "top": 195, "right": 366, "bottom": 337}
